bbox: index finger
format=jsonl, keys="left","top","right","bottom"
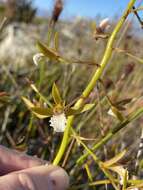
{"left": 0, "top": 145, "right": 47, "bottom": 175}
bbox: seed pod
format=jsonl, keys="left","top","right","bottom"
{"left": 50, "top": 0, "right": 63, "bottom": 27}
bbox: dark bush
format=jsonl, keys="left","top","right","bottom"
{"left": 5, "top": 0, "right": 37, "bottom": 23}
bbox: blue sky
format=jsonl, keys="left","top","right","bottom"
{"left": 34, "top": 0, "right": 141, "bottom": 18}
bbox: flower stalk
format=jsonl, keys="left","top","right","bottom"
{"left": 53, "top": 0, "right": 136, "bottom": 165}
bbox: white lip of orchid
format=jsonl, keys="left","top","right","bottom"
{"left": 49, "top": 112, "right": 67, "bottom": 132}
{"left": 33, "top": 53, "right": 45, "bottom": 66}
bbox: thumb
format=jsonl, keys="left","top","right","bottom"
{"left": 0, "top": 165, "right": 69, "bottom": 190}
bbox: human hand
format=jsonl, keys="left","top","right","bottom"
{"left": 0, "top": 145, "right": 69, "bottom": 190}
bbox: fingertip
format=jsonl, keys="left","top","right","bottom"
{"left": 0, "top": 145, "right": 48, "bottom": 175}
{"left": 48, "top": 166, "right": 69, "bottom": 190}
{"left": 19, "top": 165, "right": 69, "bottom": 190}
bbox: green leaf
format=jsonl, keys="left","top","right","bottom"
{"left": 115, "top": 105, "right": 126, "bottom": 111}
{"left": 52, "top": 83, "right": 62, "bottom": 105}
{"left": 31, "top": 107, "right": 53, "bottom": 119}
{"left": 85, "top": 164, "right": 93, "bottom": 182}
{"left": 0, "top": 96, "right": 10, "bottom": 104}
{"left": 30, "top": 84, "right": 39, "bottom": 93}
{"left": 103, "top": 149, "right": 127, "bottom": 168}
{"left": 129, "top": 182, "right": 143, "bottom": 189}
{"left": 22, "top": 97, "right": 34, "bottom": 109}
{"left": 66, "top": 104, "right": 95, "bottom": 116}
{"left": 54, "top": 32, "right": 59, "bottom": 51}
{"left": 37, "top": 41, "right": 60, "bottom": 61}
{"left": 66, "top": 108, "right": 81, "bottom": 116}
{"left": 115, "top": 98, "right": 132, "bottom": 106}
{"left": 15, "top": 143, "right": 27, "bottom": 151}
{"left": 110, "top": 98, "right": 132, "bottom": 111}
{"left": 81, "top": 104, "right": 95, "bottom": 112}
{"left": 47, "top": 28, "right": 52, "bottom": 45}
{"left": 122, "top": 169, "right": 128, "bottom": 190}
{"left": 30, "top": 84, "right": 52, "bottom": 107}
{"left": 108, "top": 165, "right": 128, "bottom": 184}
{"left": 108, "top": 106, "right": 124, "bottom": 121}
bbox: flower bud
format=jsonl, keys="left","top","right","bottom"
{"left": 99, "top": 18, "right": 110, "bottom": 32}
{"left": 33, "top": 53, "right": 44, "bottom": 66}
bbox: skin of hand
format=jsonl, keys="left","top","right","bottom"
{"left": 0, "top": 145, "right": 69, "bottom": 190}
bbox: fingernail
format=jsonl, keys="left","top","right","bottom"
{"left": 48, "top": 167, "right": 69, "bottom": 190}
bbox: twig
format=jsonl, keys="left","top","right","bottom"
{"left": 62, "top": 138, "right": 75, "bottom": 167}
{"left": 113, "top": 47, "right": 143, "bottom": 64}
{"left": 132, "top": 6, "right": 143, "bottom": 28}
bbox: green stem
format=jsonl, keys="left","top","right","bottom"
{"left": 38, "top": 61, "right": 45, "bottom": 89}
{"left": 53, "top": 116, "right": 73, "bottom": 165}
{"left": 53, "top": 0, "right": 136, "bottom": 165}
